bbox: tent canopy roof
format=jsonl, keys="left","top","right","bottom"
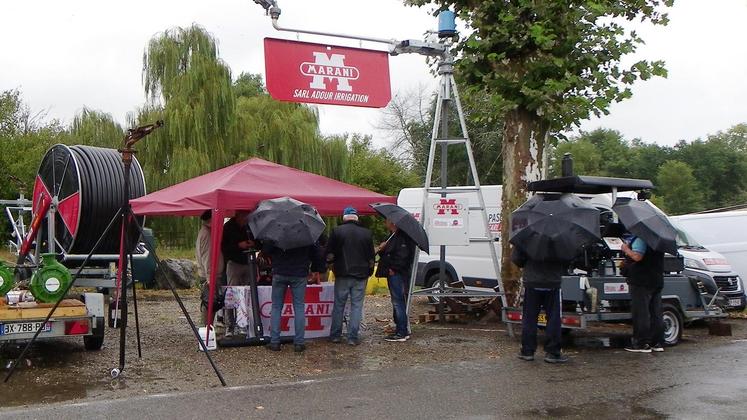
{"left": 130, "top": 158, "right": 395, "bottom": 217}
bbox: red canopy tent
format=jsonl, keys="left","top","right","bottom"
{"left": 129, "top": 158, "right": 395, "bottom": 337}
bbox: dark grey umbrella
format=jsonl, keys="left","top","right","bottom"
{"left": 248, "top": 197, "right": 326, "bottom": 251}
{"left": 369, "top": 202, "right": 429, "bottom": 253}
{"left": 612, "top": 197, "right": 678, "bottom": 255}
{"left": 509, "top": 193, "right": 601, "bottom": 262}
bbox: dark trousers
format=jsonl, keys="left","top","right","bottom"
{"left": 521, "top": 287, "right": 562, "bottom": 356}
{"left": 629, "top": 284, "right": 664, "bottom": 347}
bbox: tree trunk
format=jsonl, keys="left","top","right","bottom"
{"left": 500, "top": 107, "right": 548, "bottom": 305}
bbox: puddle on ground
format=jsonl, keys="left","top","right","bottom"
{"left": 0, "top": 339, "right": 107, "bottom": 407}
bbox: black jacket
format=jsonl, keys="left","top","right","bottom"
{"left": 375, "top": 231, "right": 416, "bottom": 278}
{"left": 264, "top": 243, "right": 326, "bottom": 278}
{"left": 511, "top": 247, "right": 566, "bottom": 289}
{"left": 625, "top": 242, "right": 664, "bottom": 289}
{"left": 221, "top": 218, "right": 252, "bottom": 265}
{"left": 326, "top": 220, "right": 375, "bottom": 279}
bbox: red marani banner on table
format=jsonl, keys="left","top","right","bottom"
{"left": 264, "top": 38, "right": 391, "bottom": 108}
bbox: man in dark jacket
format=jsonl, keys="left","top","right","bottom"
{"left": 512, "top": 247, "right": 568, "bottom": 363}
{"left": 220, "top": 210, "right": 255, "bottom": 337}
{"left": 376, "top": 219, "right": 416, "bottom": 342}
{"left": 621, "top": 236, "right": 665, "bottom": 353}
{"left": 265, "top": 241, "right": 326, "bottom": 353}
{"left": 326, "top": 207, "right": 375, "bottom": 346}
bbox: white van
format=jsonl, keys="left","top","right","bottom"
{"left": 669, "top": 220, "right": 745, "bottom": 310}
{"left": 397, "top": 186, "right": 502, "bottom": 295}
{"left": 669, "top": 211, "right": 747, "bottom": 300}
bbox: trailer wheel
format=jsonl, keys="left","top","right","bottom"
{"left": 426, "top": 272, "right": 455, "bottom": 304}
{"left": 662, "top": 303, "right": 683, "bottom": 346}
{"left": 84, "top": 318, "right": 105, "bottom": 351}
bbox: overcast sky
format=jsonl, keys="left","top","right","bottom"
{"left": 2, "top": 0, "right": 746, "bottom": 148}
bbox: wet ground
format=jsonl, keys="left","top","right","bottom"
{"left": 1, "top": 290, "right": 746, "bottom": 415}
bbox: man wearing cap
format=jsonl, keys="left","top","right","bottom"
{"left": 325, "top": 206, "right": 375, "bottom": 346}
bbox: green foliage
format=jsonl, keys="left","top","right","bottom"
{"left": 405, "top": 0, "right": 673, "bottom": 295}
{"left": 0, "top": 89, "right": 65, "bottom": 199}
{"left": 68, "top": 108, "right": 124, "bottom": 148}
{"left": 671, "top": 126, "right": 747, "bottom": 209}
{"left": 380, "top": 86, "right": 503, "bottom": 185}
{"left": 343, "top": 134, "right": 419, "bottom": 241}
{"left": 345, "top": 134, "right": 419, "bottom": 196}
{"left": 233, "top": 72, "right": 266, "bottom": 99}
{"left": 139, "top": 24, "right": 238, "bottom": 185}
{"left": 551, "top": 125, "right": 747, "bottom": 213}
{"left": 654, "top": 160, "right": 703, "bottom": 215}
{"left": 407, "top": 0, "right": 672, "bottom": 133}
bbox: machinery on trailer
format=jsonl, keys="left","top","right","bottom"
{"left": 503, "top": 175, "right": 727, "bottom": 346}
{"left": 0, "top": 144, "right": 148, "bottom": 350}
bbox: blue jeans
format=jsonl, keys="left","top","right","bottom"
{"left": 387, "top": 274, "right": 409, "bottom": 337}
{"left": 270, "top": 274, "right": 307, "bottom": 345}
{"left": 330, "top": 276, "right": 367, "bottom": 341}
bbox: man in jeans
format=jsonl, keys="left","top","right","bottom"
{"left": 511, "top": 247, "right": 569, "bottom": 363}
{"left": 326, "top": 206, "right": 375, "bottom": 346}
{"left": 621, "top": 236, "right": 665, "bottom": 353}
{"left": 264, "top": 242, "right": 325, "bottom": 352}
{"left": 376, "top": 219, "right": 416, "bottom": 342}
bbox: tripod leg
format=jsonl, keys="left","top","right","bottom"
{"left": 4, "top": 208, "right": 124, "bottom": 383}
{"left": 126, "top": 208, "right": 227, "bottom": 386}
{"left": 129, "top": 247, "right": 143, "bottom": 358}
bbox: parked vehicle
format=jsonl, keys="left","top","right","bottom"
{"left": 502, "top": 175, "right": 726, "bottom": 346}
{"left": 397, "top": 186, "right": 502, "bottom": 298}
{"left": 670, "top": 220, "right": 745, "bottom": 311}
{"left": 669, "top": 211, "right": 747, "bottom": 286}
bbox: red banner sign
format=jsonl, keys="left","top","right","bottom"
{"left": 264, "top": 38, "right": 391, "bottom": 108}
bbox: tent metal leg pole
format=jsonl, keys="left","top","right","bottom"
{"left": 129, "top": 249, "right": 143, "bottom": 358}
{"left": 128, "top": 210, "right": 227, "bottom": 386}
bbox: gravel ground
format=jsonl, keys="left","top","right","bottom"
{"left": 0, "top": 290, "right": 510, "bottom": 408}
{"left": 1, "top": 289, "right": 744, "bottom": 409}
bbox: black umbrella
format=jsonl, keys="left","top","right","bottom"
{"left": 248, "top": 197, "right": 326, "bottom": 251}
{"left": 612, "top": 197, "right": 678, "bottom": 255}
{"left": 509, "top": 193, "right": 601, "bottom": 262}
{"left": 369, "top": 202, "right": 429, "bottom": 253}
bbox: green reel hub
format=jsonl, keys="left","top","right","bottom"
{"left": 30, "top": 254, "right": 72, "bottom": 303}
{"left": 0, "top": 261, "right": 14, "bottom": 296}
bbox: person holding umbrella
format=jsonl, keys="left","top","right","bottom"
{"left": 511, "top": 248, "right": 569, "bottom": 363}
{"left": 370, "top": 203, "right": 429, "bottom": 342}
{"left": 614, "top": 197, "right": 675, "bottom": 354}
{"left": 510, "top": 193, "right": 601, "bottom": 363}
{"left": 376, "top": 218, "right": 416, "bottom": 342}
{"left": 249, "top": 197, "right": 327, "bottom": 353}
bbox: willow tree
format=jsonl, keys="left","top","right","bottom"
{"left": 134, "top": 28, "right": 352, "bottom": 245}
{"left": 133, "top": 25, "right": 238, "bottom": 246}
{"left": 138, "top": 24, "right": 237, "bottom": 188}
{"left": 407, "top": 0, "right": 673, "bottom": 300}
{"left": 68, "top": 108, "right": 124, "bottom": 149}
{"left": 232, "top": 73, "right": 349, "bottom": 181}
